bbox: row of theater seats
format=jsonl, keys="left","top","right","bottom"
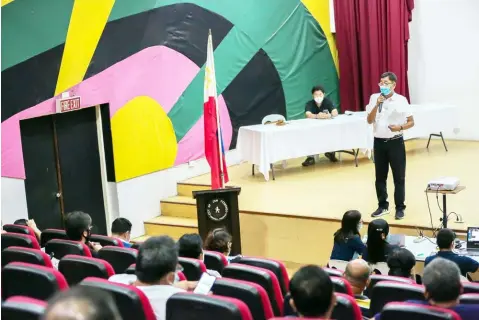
{"left": 1, "top": 225, "right": 128, "bottom": 249}
{"left": 3, "top": 261, "right": 479, "bottom": 320}
{"left": 3, "top": 224, "right": 479, "bottom": 319}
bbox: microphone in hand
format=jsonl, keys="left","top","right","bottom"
{"left": 377, "top": 94, "right": 386, "bottom": 113}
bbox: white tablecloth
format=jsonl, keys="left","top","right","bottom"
{"left": 404, "top": 235, "right": 479, "bottom": 263}
{"left": 237, "top": 104, "right": 459, "bottom": 181}
{"left": 237, "top": 116, "right": 372, "bottom": 181}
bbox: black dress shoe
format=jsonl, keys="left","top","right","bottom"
{"left": 395, "top": 209, "right": 405, "bottom": 220}
{"left": 325, "top": 152, "right": 338, "bottom": 162}
{"left": 302, "top": 157, "right": 315, "bottom": 167}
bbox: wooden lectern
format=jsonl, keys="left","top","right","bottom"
{"left": 192, "top": 187, "right": 242, "bottom": 255}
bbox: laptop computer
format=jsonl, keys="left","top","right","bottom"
{"left": 466, "top": 227, "right": 479, "bottom": 256}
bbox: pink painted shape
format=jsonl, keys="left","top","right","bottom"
{"left": 1, "top": 45, "right": 233, "bottom": 179}
{"left": 175, "top": 95, "right": 232, "bottom": 165}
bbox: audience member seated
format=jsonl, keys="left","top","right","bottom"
{"left": 65, "top": 211, "right": 102, "bottom": 257}
{"left": 43, "top": 286, "right": 122, "bottom": 320}
{"left": 387, "top": 247, "right": 416, "bottom": 280}
{"left": 330, "top": 210, "right": 366, "bottom": 261}
{"left": 288, "top": 265, "right": 336, "bottom": 319}
{"left": 12, "top": 219, "right": 42, "bottom": 241}
{"left": 109, "top": 236, "right": 198, "bottom": 320}
{"left": 343, "top": 259, "right": 372, "bottom": 314}
{"left": 425, "top": 228, "right": 479, "bottom": 277}
{"left": 204, "top": 228, "right": 241, "bottom": 263}
{"left": 25, "top": 219, "right": 43, "bottom": 242}
{"left": 363, "top": 219, "right": 397, "bottom": 264}
{"left": 111, "top": 217, "right": 132, "bottom": 248}
{"left": 2, "top": 219, "right": 39, "bottom": 243}
{"left": 177, "top": 233, "right": 221, "bottom": 277}
{"left": 375, "top": 257, "right": 479, "bottom": 320}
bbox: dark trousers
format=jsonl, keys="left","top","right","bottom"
{"left": 374, "top": 136, "right": 406, "bottom": 210}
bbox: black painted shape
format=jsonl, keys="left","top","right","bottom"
{"left": 1, "top": 44, "right": 64, "bottom": 122}
{"left": 85, "top": 3, "right": 233, "bottom": 78}
{"left": 222, "top": 49, "right": 286, "bottom": 149}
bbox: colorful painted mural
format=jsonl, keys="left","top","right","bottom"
{"left": 1, "top": 0, "right": 338, "bottom": 182}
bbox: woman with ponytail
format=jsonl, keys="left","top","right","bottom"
{"left": 362, "top": 219, "right": 397, "bottom": 263}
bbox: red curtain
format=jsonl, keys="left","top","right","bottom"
{"left": 334, "top": 0, "right": 414, "bottom": 111}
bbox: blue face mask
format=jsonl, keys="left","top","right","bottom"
{"left": 380, "top": 86, "right": 391, "bottom": 96}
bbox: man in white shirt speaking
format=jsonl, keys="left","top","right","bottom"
{"left": 366, "top": 72, "right": 414, "bottom": 220}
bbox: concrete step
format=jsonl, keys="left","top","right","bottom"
{"left": 144, "top": 216, "right": 198, "bottom": 239}
{"left": 177, "top": 182, "right": 210, "bottom": 197}
{"left": 160, "top": 196, "right": 197, "bottom": 219}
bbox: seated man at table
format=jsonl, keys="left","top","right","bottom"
{"left": 425, "top": 228, "right": 479, "bottom": 277}
{"left": 302, "top": 85, "right": 339, "bottom": 166}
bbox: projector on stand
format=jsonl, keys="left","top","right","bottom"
{"left": 427, "top": 177, "right": 460, "bottom": 191}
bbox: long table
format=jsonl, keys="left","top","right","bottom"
{"left": 237, "top": 104, "right": 459, "bottom": 181}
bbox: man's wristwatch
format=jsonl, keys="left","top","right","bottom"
{"left": 400, "top": 125, "right": 403, "bottom": 131}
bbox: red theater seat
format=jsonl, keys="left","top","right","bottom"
{"left": 212, "top": 278, "right": 274, "bottom": 320}
{"left": 59, "top": 255, "right": 115, "bottom": 285}
{"left": 323, "top": 267, "right": 343, "bottom": 278}
{"left": 365, "top": 274, "right": 415, "bottom": 296}
{"left": 45, "top": 239, "right": 92, "bottom": 259}
{"left": 236, "top": 256, "right": 290, "bottom": 295}
{"left": 204, "top": 250, "right": 228, "bottom": 274}
{"left": 178, "top": 257, "right": 207, "bottom": 280}
{"left": 380, "top": 302, "right": 460, "bottom": 320}
{"left": 166, "top": 293, "right": 253, "bottom": 320}
{"left": 330, "top": 276, "right": 354, "bottom": 296}
{"left": 98, "top": 246, "right": 137, "bottom": 274}
{"left": 222, "top": 263, "right": 283, "bottom": 316}
{"left": 2, "top": 246, "right": 53, "bottom": 268}
{"left": 370, "top": 281, "right": 425, "bottom": 315}
{"left": 459, "top": 293, "right": 479, "bottom": 304}
{"left": 332, "top": 293, "right": 362, "bottom": 320}
{"left": 40, "top": 229, "right": 68, "bottom": 248}
{"left": 3, "top": 224, "right": 37, "bottom": 238}
{"left": 90, "top": 234, "right": 124, "bottom": 247}
{"left": 126, "top": 263, "right": 136, "bottom": 274}
{"left": 2, "top": 296, "right": 47, "bottom": 320}
{"left": 462, "top": 281, "right": 479, "bottom": 294}
{"left": 1, "top": 233, "right": 40, "bottom": 251}
{"left": 2, "top": 262, "right": 68, "bottom": 300}
{"left": 80, "top": 277, "right": 155, "bottom": 320}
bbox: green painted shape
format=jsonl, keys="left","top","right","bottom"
{"left": 108, "top": 0, "right": 159, "bottom": 21}
{"left": 1, "top": 0, "right": 74, "bottom": 71}
{"left": 167, "top": 27, "right": 254, "bottom": 140}
{"left": 166, "top": 0, "right": 303, "bottom": 141}
{"left": 263, "top": 3, "right": 339, "bottom": 119}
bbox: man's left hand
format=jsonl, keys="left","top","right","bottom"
{"left": 388, "top": 125, "right": 402, "bottom": 132}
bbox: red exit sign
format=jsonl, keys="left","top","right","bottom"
{"left": 56, "top": 96, "right": 81, "bottom": 113}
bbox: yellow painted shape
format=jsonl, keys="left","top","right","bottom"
{"left": 302, "top": 0, "right": 339, "bottom": 73}
{"left": 55, "top": 0, "right": 115, "bottom": 95}
{"left": 111, "top": 96, "right": 178, "bottom": 182}
{"left": 1, "top": 0, "right": 14, "bottom": 6}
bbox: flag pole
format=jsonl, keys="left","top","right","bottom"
{"left": 209, "top": 29, "right": 225, "bottom": 189}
